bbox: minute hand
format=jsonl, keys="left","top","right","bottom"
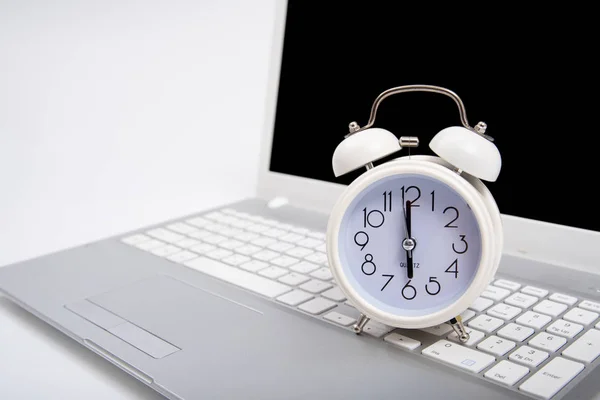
{"left": 403, "top": 201, "right": 414, "bottom": 279}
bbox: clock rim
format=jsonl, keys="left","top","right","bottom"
{"left": 326, "top": 158, "right": 499, "bottom": 329}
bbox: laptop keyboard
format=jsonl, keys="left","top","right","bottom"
{"left": 121, "top": 207, "right": 600, "bottom": 399}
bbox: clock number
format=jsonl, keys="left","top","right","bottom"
{"left": 401, "top": 186, "right": 421, "bottom": 207}
{"left": 425, "top": 277, "right": 441, "bottom": 296}
{"left": 445, "top": 259, "right": 459, "bottom": 279}
{"left": 382, "top": 191, "right": 392, "bottom": 212}
{"left": 381, "top": 274, "right": 394, "bottom": 291}
{"left": 353, "top": 231, "right": 369, "bottom": 251}
{"left": 431, "top": 190, "right": 435, "bottom": 212}
{"left": 361, "top": 254, "right": 376, "bottom": 275}
{"left": 363, "top": 208, "right": 385, "bottom": 228}
{"left": 443, "top": 206, "right": 459, "bottom": 228}
{"left": 452, "top": 234, "right": 468, "bottom": 254}
{"left": 401, "top": 280, "right": 417, "bottom": 300}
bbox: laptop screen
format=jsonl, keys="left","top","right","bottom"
{"left": 269, "top": 2, "right": 598, "bottom": 232}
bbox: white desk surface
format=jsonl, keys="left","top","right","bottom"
{"left": 0, "top": 0, "right": 275, "bottom": 397}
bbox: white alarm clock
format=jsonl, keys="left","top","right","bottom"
{"left": 326, "top": 85, "right": 503, "bottom": 342}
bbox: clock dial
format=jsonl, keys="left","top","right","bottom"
{"left": 338, "top": 174, "right": 482, "bottom": 317}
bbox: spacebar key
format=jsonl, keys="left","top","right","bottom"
{"left": 422, "top": 340, "right": 495, "bottom": 373}
{"left": 184, "top": 257, "right": 291, "bottom": 298}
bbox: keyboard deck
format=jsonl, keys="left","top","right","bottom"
{"left": 121, "top": 207, "right": 600, "bottom": 399}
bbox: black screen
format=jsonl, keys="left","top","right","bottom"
{"left": 270, "top": 2, "right": 598, "bottom": 232}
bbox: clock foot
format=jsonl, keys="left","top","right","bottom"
{"left": 448, "top": 316, "right": 470, "bottom": 343}
{"left": 352, "top": 314, "right": 370, "bottom": 334}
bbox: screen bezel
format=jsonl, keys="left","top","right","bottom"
{"left": 256, "top": 1, "right": 600, "bottom": 275}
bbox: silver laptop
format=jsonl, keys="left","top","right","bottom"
{"left": 1, "top": 2, "right": 600, "bottom": 399}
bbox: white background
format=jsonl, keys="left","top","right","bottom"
{"left": 0, "top": 0, "right": 276, "bottom": 398}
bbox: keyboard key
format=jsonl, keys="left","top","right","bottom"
{"left": 481, "top": 285, "right": 511, "bottom": 301}
{"left": 166, "top": 222, "right": 198, "bottom": 234}
{"left": 151, "top": 245, "right": 182, "bottom": 257}
{"left": 421, "top": 324, "right": 453, "bottom": 336}
{"left": 422, "top": 340, "right": 495, "bottom": 373}
{"left": 533, "top": 300, "right": 568, "bottom": 317}
{"left": 546, "top": 319, "right": 583, "bottom": 339}
{"left": 529, "top": 332, "right": 567, "bottom": 352}
{"left": 509, "top": 345, "right": 549, "bottom": 367}
{"left": 204, "top": 211, "right": 226, "bottom": 221}
{"left": 246, "top": 224, "right": 270, "bottom": 233}
{"left": 385, "top": 332, "right": 421, "bottom": 350}
{"left": 267, "top": 242, "right": 295, "bottom": 252}
{"left": 166, "top": 250, "right": 198, "bottom": 263}
{"left": 233, "top": 232, "right": 260, "bottom": 242}
{"left": 278, "top": 273, "right": 310, "bottom": 286}
{"left": 280, "top": 233, "right": 305, "bottom": 243}
{"left": 519, "top": 357, "right": 584, "bottom": 399}
{"left": 203, "top": 234, "right": 227, "bottom": 244}
{"left": 204, "top": 223, "right": 229, "bottom": 233}
{"left": 239, "top": 260, "right": 269, "bottom": 272}
{"left": 146, "top": 228, "right": 185, "bottom": 244}
{"left": 221, "top": 208, "right": 236, "bottom": 214}
{"left": 121, "top": 234, "right": 150, "bottom": 245}
{"left": 276, "top": 290, "right": 313, "bottom": 306}
{"left": 291, "top": 226, "right": 310, "bottom": 234}
{"left": 494, "top": 279, "right": 521, "bottom": 291}
{"left": 497, "top": 323, "right": 534, "bottom": 342}
{"left": 579, "top": 300, "right": 600, "bottom": 313}
{"left": 305, "top": 252, "right": 328, "bottom": 264}
{"left": 310, "top": 267, "right": 333, "bottom": 281}
{"left": 205, "top": 248, "right": 233, "bottom": 260}
{"left": 249, "top": 237, "right": 277, "bottom": 247}
{"left": 549, "top": 293, "right": 578, "bottom": 306}
{"left": 221, "top": 254, "right": 251, "bottom": 266}
{"left": 563, "top": 307, "right": 599, "bottom": 325}
{"left": 521, "top": 285, "right": 548, "bottom": 298}
{"left": 516, "top": 311, "right": 552, "bottom": 330}
{"left": 504, "top": 292, "right": 538, "bottom": 309}
{"left": 235, "top": 245, "right": 262, "bottom": 255}
{"left": 253, "top": 250, "right": 280, "bottom": 261}
{"left": 299, "top": 279, "right": 333, "bottom": 294}
{"left": 219, "top": 239, "right": 244, "bottom": 250}
{"left": 297, "top": 237, "right": 323, "bottom": 249}
{"left": 285, "top": 247, "right": 314, "bottom": 258}
{"left": 460, "top": 309, "right": 476, "bottom": 323}
{"left": 188, "top": 243, "right": 217, "bottom": 254}
{"left": 270, "top": 255, "right": 300, "bottom": 268}
{"left": 185, "top": 217, "right": 210, "bottom": 227}
{"left": 562, "top": 329, "right": 600, "bottom": 363}
{"left": 258, "top": 266, "right": 288, "bottom": 279}
{"left": 134, "top": 239, "right": 164, "bottom": 250}
{"left": 315, "top": 243, "right": 326, "bottom": 252}
{"left": 229, "top": 219, "right": 254, "bottom": 229}
{"left": 487, "top": 303, "right": 522, "bottom": 321}
{"left": 470, "top": 296, "right": 494, "bottom": 312}
{"left": 484, "top": 360, "right": 529, "bottom": 386}
{"left": 275, "top": 222, "right": 294, "bottom": 230}
{"left": 184, "top": 257, "right": 291, "bottom": 298}
{"left": 321, "top": 286, "right": 346, "bottom": 302}
{"left": 477, "top": 336, "right": 516, "bottom": 356}
{"left": 468, "top": 315, "right": 504, "bottom": 333}
{"left": 263, "top": 228, "right": 287, "bottom": 238}
{"left": 363, "top": 321, "right": 394, "bottom": 338}
{"left": 188, "top": 230, "right": 212, "bottom": 240}
{"left": 324, "top": 311, "right": 357, "bottom": 327}
{"left": 307, "top": 231, "right": 326, "bottom": 240}
{"left": 448, "top": 327, "right": 485, "bottom": 346}
{"left": 289, "top": 261, "right": 320, "bottom": 274}
{"left": 175, "top": 238, "right": 201, "bottom": 249}
{"left": 298, "top": 298, "right": 336, "bottom": 315}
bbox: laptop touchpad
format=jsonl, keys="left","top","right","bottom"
{"left": 70, "top": 275, "right": 262, "bottom": 358}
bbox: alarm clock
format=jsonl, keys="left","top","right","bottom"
{"left": 326, "top": 85, "right": 503, "bottom": 342}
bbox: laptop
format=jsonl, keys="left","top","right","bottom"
{"left": 1, "top": 2, "right": 599, "bottom": 399}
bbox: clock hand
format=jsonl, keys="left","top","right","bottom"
{"left": 402, "top": 200, "right": 415, "bottom": 279}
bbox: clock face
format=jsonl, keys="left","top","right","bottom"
{"left": 338, "top": 174, "right": 482, "bottom": 317}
